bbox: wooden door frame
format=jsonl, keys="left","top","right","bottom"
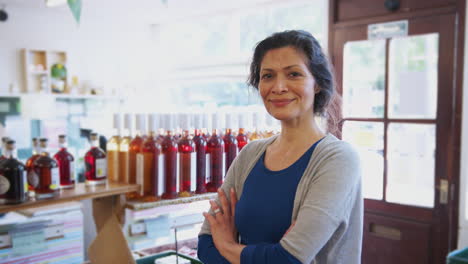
{"left": 328, "top": 0, "right": 466, "bottom": 253}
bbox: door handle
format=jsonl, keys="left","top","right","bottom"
{"left": 437, "top": 179, "right": 449, "bottom": 204}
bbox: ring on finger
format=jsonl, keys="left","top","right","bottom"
{"left": 213, "top": 208, "right": 221, "bottom": 214}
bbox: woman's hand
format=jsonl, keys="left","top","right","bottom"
{"left": 203, "top": 188, "right": 241, "bottom": 256}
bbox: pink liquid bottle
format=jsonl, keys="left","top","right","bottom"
{"left": 178, "top": 113, "right": 195, "bottom": 197}
{"left": 53, "top": 135, "right": 75, "bottom": 188}
{"left": 206, "top": 112, "right": 225, "bottom": 192}
{"left": 223, "top": 113, "right": 237, "bottom": 174}
{"left": 161, "top": 114, "right": 178, "bottom": 199}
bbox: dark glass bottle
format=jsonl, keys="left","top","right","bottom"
{"left": 193, "top": 129, "right": 207, "bottom": 194}
{"left": 206, "top": 128, "right": 225, "bottom": 192}
{"left": 0, "top": 140, "right": 27, "bottom": 204}
{"left": 161, "top": 120, "right": 178, "bottom": 200}
{"left": 223, "top": 128, "right": 237, "bottom": 175}
{"left": 178, "top": 128, "right": 195, "bottom": 197}
{"left": 53, "top": 135, "right": 75, "bottom": 188}
{"left": 84, "top": 133, "right": 107, "bottom": 185}
{"left": 0, "top": 137, "right": 9, "bottom": 161}
{"left": 33, "top": 138, "right": 59, "bottom": 199}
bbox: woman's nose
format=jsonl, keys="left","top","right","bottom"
{"left": 271, "top": 77, "right": 288, "bottom": 94}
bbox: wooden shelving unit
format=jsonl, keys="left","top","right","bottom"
{"left": 0, "top": 182, "right": 139, "bottom": 214}
{"left": 22, "top": 49, "right": 68, "bottom": 94}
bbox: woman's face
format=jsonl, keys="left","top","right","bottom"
{"left": 258, "top": 46, "right": 317, "bottom": 123}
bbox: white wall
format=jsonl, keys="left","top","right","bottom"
{"left": 0, "top": 0, "right": 158, "bottom": 97}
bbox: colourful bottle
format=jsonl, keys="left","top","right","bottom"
{"left": 193, "top": 127, "right": 207, "bottom": 194}
{"left": 54, "top": 135, "right": 75, "bottom": 188}
{"left": 161, "top": 114, "right": 178, "bottom": 199}
{"left": 206, "top": 113, "right": 225, "bottom": 192}
{"left": 34, "top": 138, "right": 59, "bottom": 199}
{"left": 202, "top": 112, "right": 211, "bottom": 140}
{"left": 237, "top": 112, "right": 249, "bottom": 151}
{"left": 119, "top": 113, "right": 132, "bottom": 184}
{"left": 137, "top": 114, "right": 161, "bottom": 201}
{"left": 26, "top": 138, "right": 40, "bottom": 193}
{"left": 0, "top": 137, "right": 9, "bottom": 160}
{"left": 0, "top": 140, "right": 27, "bottom": 204}
{"left": 178, "top": 113, "right": 195, "bottom": 197}
{"left": 84, "top": 133, "right": 107, "bottom": 185}
{"left": 107, "top": 113, "right": 121, "bottom": 183}
{"left": 193, "top": 113, "right": 207, "bottom": 194}
{"left": 129, "top": 114, "right": 145, "bottom": 185}
{"left": 249, "top": 111, "right": 264, "bottom": 141}
{"left": 223, "top": 113, "right": 237, "bottom": 174}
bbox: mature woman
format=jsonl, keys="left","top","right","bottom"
{"left": 197, "top": 30, "right": 363, "bottom": 264}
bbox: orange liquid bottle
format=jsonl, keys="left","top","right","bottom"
{"left": 107, "top": 113, "right": 121, "bottom": 183}
{"left": 237, "top": 112, "right": 249, "bottom": 151}
{"left": 34, "top": 138, "right": 59, "bottom": 199}
{"left": 26, "top": 138, "right": 40, "bottom": 194}
{"left": 137, "top": 114, "right": 161, "bottom": 201}
{"left": 119, "top": 113, "right": 132, "bottom": 184}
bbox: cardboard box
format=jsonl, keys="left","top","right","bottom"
{"left": 88, "top": 195, "right": 137, "bottom": 264}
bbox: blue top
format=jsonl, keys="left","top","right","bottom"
{"left": 198, "top": 139, "right": 321, "bottom": 264}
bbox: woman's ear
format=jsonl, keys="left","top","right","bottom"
{"left": 314, "top": 85, "right": 321, "bottom": 94}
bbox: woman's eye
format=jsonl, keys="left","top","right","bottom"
{"left": 261, "top": 73, "right": 272, "bottom": 80}
{"left": 289, "top": 72, "right": 302, "bottom": 77}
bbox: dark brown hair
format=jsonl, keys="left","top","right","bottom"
{"left": 247, "top": 30, "right": 341, "bottom": 134}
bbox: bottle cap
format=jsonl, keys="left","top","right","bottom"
{"left": 211, "top": 112, "right": 219, "bottom": 130}
{"left": 203, "top": 112, "right": 212, "bottom": 131}
{"left": 149, "top": 113, "right": 159, "bottom": 132}
{"left": 124, "top": 113, "right": 133, "bottom": 131}
{"left": 193, "top": 113, "right": 202, "bottom": 130}
{"left": 90, "top": 133, "right": 98, "bottom": 141}
{"left": 39, "top": 138, "right": 48, "bottom": 148}
{"left": 137, "top": 114, "right": 147, "bottom": 133}
{"left": 113, "top": 113, "right": 121, "bottom": 130}
{"left": 179, "top": 113, "right": 190, "bottom": 130}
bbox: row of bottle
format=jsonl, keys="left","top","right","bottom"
{"left": 107, "top": 112, "right": 279, "bottom": 201}
{"left": 0, "top": 110, "right": 280, "bottom": 204}
{"left": 0, "top": 133, "right": 106, "bottom": 204}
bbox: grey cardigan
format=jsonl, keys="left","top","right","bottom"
{"left": 199, "top": 134, "right": 363, "bottom": 264}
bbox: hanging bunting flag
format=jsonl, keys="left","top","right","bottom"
{"left": 67, "top": 0, "right": 82, "bottom": 24}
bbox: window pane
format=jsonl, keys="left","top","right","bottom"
{"left": 343, "top": 40, "right": 386, "bottom": 118}
{"left": 386, "top": 123, "right": 435, "bottom": 208}
{"left": 388, "top": 34, "right": 439, "bottom": 119}
{"left": 240, "top": 2, "right": 327, "bottom": 54}
{"left": 342, "top": 121, "right": 384, "bottom": 200}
